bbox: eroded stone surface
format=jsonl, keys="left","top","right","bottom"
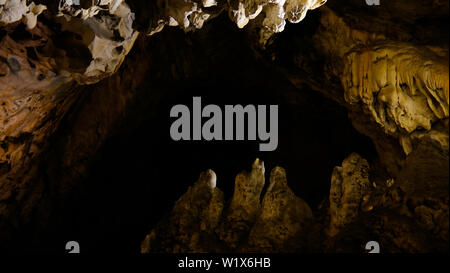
{"left": 248, "top": 166, "right": 313, "bottom": 252}
{"left": 0, "top": 0, "right": 448, "bottom": 253}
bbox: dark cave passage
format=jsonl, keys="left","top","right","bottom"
{"left": 14, "top": 15, "right": 377, "bottom": 253}
{"left": 50, "top": 58, "right": 376, "bottom": 254}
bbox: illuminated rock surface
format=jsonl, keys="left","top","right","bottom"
{"left": 141, "top": 159, "right": 314, "bottom": 252}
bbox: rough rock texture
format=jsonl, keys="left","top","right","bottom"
{"left": 268, "top": 2, "right": 448, "bottom": 251}
{"left": 328, "top": 153, "right": 371, "bottom": 236}
{"left": 0, "top": 0, "right": 139, "bottom": 215}
{"left": 216, "top": 158, "right": 265, "bottom": 249}
{"left": 0, "top": 0, "right": 46, "bottom": 29}
{"left": 1, "top": 1, "right": 138, "bottom": 84}
{"left": 141, "top": 159, "right": 314, "bottom": 253}
{"left": 248, "top": 166, "right": 313, "bottom": 252}
{"left": 312, "top": 6, "right": 449, "bottom": 246}
{"left": 315, "top": 7, "right": 449, "bottom": 156}
{"left": 227, "top": 0, "right": 327, "bottom": 45}
{"left": 270, "top": 1, "right": 448, "bottom": 171}
{"left": 129, "top": 0, "right": 326, "bottom": 45}
{"left": 57, "top": 0, "right": 139, "bottom": 83}
{"left": 326, "top": 153, "right": 448, "bottom": 252}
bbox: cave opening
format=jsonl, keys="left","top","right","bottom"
{"left": 0, "top": 0, "right": 447, "bottom": 256}
{"left": 15, "top": 13, "right": 378, "bottom": 254}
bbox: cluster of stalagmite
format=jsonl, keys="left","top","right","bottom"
{"left": 141, "top": 155, "right": 448, "bottom": 253}
{"left": 1, "top": 0, "right": 328, "bottom": 84}
{"left": 141, "top": 159, "right": 313, "bottom": 253}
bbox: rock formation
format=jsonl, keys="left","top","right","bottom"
{"left": 133, "top": 0, "right": 327, "bottom": 45}
{"left": 141, "top": 159, "right": 314, "bottom": 253}
{"left": 141, "top": 156, "right": 447, "bottom": 253}
{"left": 216, "top": 158, "right": 265, "bottom": 249}
{"left": 313, "top": 7, "right": 449, "bottom": 157}
{"left": 0, "top": 0, "right": 448, "bottom": 253}
{"left": 141, "top": 169, "right": 224, "bottom": 253}
{"left": 328, "top": 153, "right": 371, "bottom": 236}
{"left": 326, "top": 153, "right": 448, "bottom": 252}
{"left": 0, "top": 0, "right": 46, "bottom": 29}
{"left": 247, "top": 166, "right": 313, "bottom": 252}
